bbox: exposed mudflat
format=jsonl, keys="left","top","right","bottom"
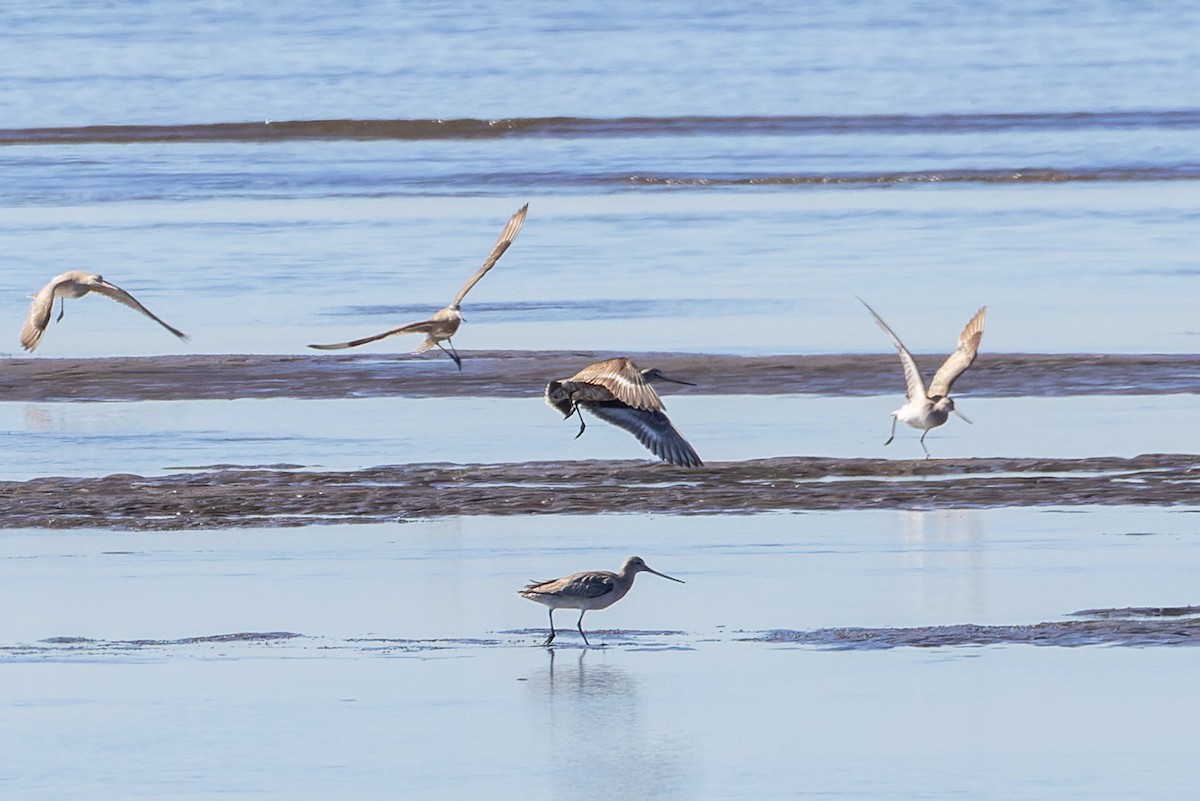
{"left": 2, "top": 453, "right": 1196, "bottom": 530}
{"left": 758, "top": 605, "right": 1200, "bottom": 649}
{"left": 3, "top": 351, "right": 1200, "bottom": 402}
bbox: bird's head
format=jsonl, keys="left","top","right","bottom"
{"left": 933, "top": 395, "right": 972, "bottom": 424}
{"left": 544, "top": 380, "right": 575, "bottom": 417}
{"left": 624, "top": 556, "right": 684, "bottom": 583}
{"left": 640, "top": 367, "right": 697, "bottom": 387}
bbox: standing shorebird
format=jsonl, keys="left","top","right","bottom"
{"left": 545, "top": 357, "right": 703, "bottom": 467}
{"left": 20, "top": 271, "right": 189, "bottom": 352}
{"left": 519, "top": 556, "right": 684, "bottom": 647}
{"left": 859, "top": 298, "right": 987, "bottom": 458}
{"left": 308, "top": 203, "right": 528, "bottom": 369}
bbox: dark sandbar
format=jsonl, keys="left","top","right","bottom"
{"left": 757, "top": 605, "right": 1200, "bottom": 649}
{"left": 2, "top": 453, "right": 1196, "bottom": 530}
{"left": 2, "top": 351, "right": 1199, "bottom": 402}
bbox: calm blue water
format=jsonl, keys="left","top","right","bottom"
{"left": 3, "top": 4, "right": 1199, "bottom": 799}
{"left": 3, "top": 512, "right": 1200, "bottom": 799}
{"left": 1, "top": 1, "right": 1198, "bottom": 358}
{"left": 5, "top": 1, "right": 1199, "bottom": 123}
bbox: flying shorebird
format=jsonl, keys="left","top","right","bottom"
{"left": 858, "top": 297, "right": 986, "bottom": 459}
{"left": 545, "top": 356, "right": 703, "bottom": 467}
{"left": 307, "top": 203, "right": 529, "bottom": 369}
{"left": 20, "top": 271, "right": 189, "bottom": 353}
{"left": 519, "top": 555, "right": 684, "bottom": 647}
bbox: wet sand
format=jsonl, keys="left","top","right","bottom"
{"left": 3, "top": 351, "right": 1200, "bottom": 402}
{"left": 5, "top": 605, "right": 1199, "bottom": 656}
{"left": 758, "top": 605, "right": 1200, "bottom": 649}
{"left": 2, "top": 453, "right": 1196, "bottom": 530}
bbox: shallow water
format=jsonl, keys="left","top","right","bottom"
{"left": 2, "top": 394, "right": 1198, "bottom": 482}
{"left": 3, "top": 186, "right": 1198, "bottom": 359}
{"left": 3, "top": 512, "right": 1200, "bottom": 799}
{"left": 6, "top": 644, "right": 1197, "bottom": 800}
{"left": 3, "top": 3, "right": 1198, "bottom": 359}
{"left": 2, "top": 510, "right": 1198, "bottom": 638}
{"left": 4, "top": 2, "right": 1199, "bottom": 798}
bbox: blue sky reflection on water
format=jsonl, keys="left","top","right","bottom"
{"left": 1, "top": 393, "right": 1197, "bottom": 479}
{"left": 3, "top": 1, "right": 1199, "bottom": 798}
{"left": 2, "top": 511, "right": 1200, "bottom": 798}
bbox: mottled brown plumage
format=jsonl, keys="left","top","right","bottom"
{"left": 520, "top": 556, "right": 684, "bottom": 646}
{"left": 859, "top": 297, "right": 987, "bottom": 458}
{"left": 20, "top": 271, "right": 188, "bottom": 352}
{"left": 308, "top": 204, "right": 528, "bottom": 369}
{"left": 545, "top": 357, "right": 703, "bottom": 467}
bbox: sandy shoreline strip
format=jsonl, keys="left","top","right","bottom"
{"left": 1, "top": 351, "right": 1199, "bottom": 402}
{"left": 2, "top": 454, "right": 1196, "bottom": 530}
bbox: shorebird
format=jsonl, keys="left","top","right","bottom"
{"left": 859, "top": 297, "right": 986, "bottom": 458}
{"left": 308, "top": 203, "right": 528, "bottom": 369}
{"left": 519, "top": 556, "right": 684, "bottom": 646}
{"left": 545, "top": 357, "right": 703, "bottom": 467}
{"left": 20, "top": 271, "right": 189, "bottom": 352}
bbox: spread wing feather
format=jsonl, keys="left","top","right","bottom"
{"left": 90, "top": 281, "right": 189, "bottom": 341}
{"left": 568, "top": 357, "right": 665, "bottom": 411}
{"left": 308, "top": 318, "right": 437, "bottom": 350}
{"left": 928, "top": 306, "right": 986, "bottom": 397}
{"left": 19, "top": 276, "right": 67, "bottom": 352}
{"left": 858, "top": 297, "right": 926, "bottom": 402}
{"left": 450, "top": 203, "right": 529, "bottom": 307}
{"left": 582, "top": 400, "right": 703, "bottom": 467}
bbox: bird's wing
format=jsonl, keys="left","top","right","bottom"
{"left": 524, "top": 571, "right": 616, "bottom": 599}
{"left": 582, "top": 401, "right": 704, "bottom": 467}
{"left": 19, "top": 275, "right": 68, "bottom": 352}
{"left": 450, "top": 203, "right": 529, "bottom": 307}
{"left": 928, "top": 306, "right": 986, "bottom": 397}
{"left": 570, "top": 358, "right": 665, "bottom": 411}
{"left": 89, "top": 280, "right": 189, "bottom": 341}
{"left": 308, "top": 319, "right": 437, "bottom": 350}
{"left": 858, "top": 298, "right": 926, "bottom": 402}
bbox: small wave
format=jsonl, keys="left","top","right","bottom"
{"left": 3, "top": 110, "right": 1198, "bottom": 145}
{"left": 622, "top": 166, "right": 1200, "bottom": 185}
{"left": 332, "top": 298, "right": 798, "bottom": 322}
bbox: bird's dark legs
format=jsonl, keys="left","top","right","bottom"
{"left": 577, "top": 610, "right": 591, "bottom": 646}
{"left": 571, "top": 403, "right": 587, "bottom": 439}
{"left": 884, "top": 416, "right": 897, "bottom": 446}
{"left": 436, "top": 340, "right": 463, "bottom": 370}
{"left": 56, "top": 298, "right": 65, "bottom": 323}
{"left": 542, "top": 609, "right": 557, "bottom": 646}
{"left": 919, "top": 430, "right": 932, "bottom": 459}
